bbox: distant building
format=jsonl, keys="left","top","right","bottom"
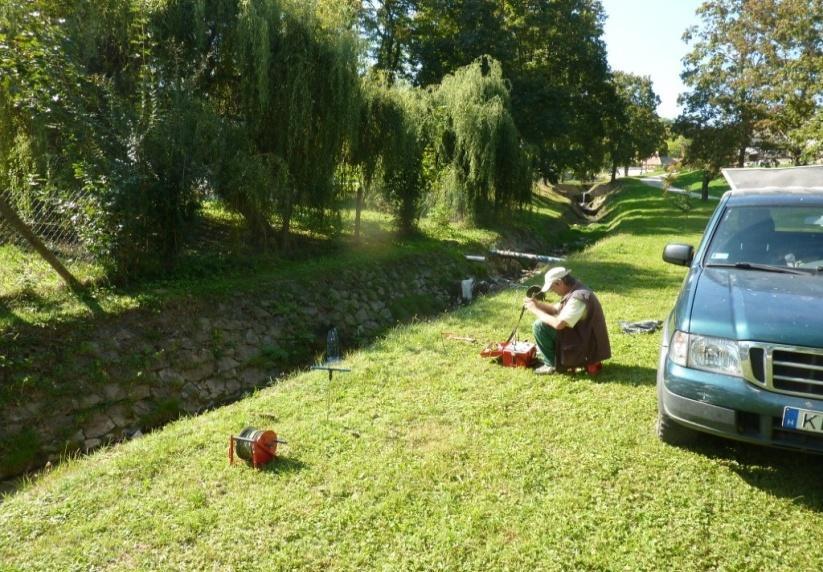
{"left": 641, "top": 153, "right": 675, "bottom": 171}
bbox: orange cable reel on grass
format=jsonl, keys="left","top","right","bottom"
{"left": 228, "top": 426, "right": 287, "bottom": 469}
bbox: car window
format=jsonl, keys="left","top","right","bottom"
{"left": 705, "top": 205, "right": 823, "bottom": 270}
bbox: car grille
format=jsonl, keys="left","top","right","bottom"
{"left": 745, "top": 344, "right": 823, "bottom": 399}
{"left": 773, "top": 349, "right": 823, "bottom": 395}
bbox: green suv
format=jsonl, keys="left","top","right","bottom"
{"left": 657, "top": 166, "right": 823, "bottom": 451}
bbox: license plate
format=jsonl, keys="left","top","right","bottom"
{"left": 782, "top": 406, "right": 823, "bottom": 434}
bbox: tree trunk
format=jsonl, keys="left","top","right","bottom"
{"left": 610, "top": 161, "right": 617, "bottom": 183}
{"left": 354, "top": 184, "right": 364, "bottom": 241}
{"left": 737, "top": 146, "right": 746, "bottom": 168}
{"left": 0, "top": 195, "right": 84, "bottom": 293}
{"left": 701, "top": 172, "right": 710, "bottom": 201}
{"left": 280, "top": 191, "right": 294, "bottom": 250}
{"left": 624, "top": 165, "right": 629, "bottom": 176}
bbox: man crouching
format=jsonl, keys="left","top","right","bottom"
{"left": 524, "top": 267, "right": 611, "bottom": 375}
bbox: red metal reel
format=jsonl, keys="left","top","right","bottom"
{"left": 250, "top": 430, "right": 278, "bottom": 467}
{"left": 229, "top": 427, "right": 279, "bottom": 468}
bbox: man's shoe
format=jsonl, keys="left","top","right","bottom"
{"left": 534, "top": 364, "right": 556, "bottom": 375}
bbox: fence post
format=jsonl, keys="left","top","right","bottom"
{"left": 0, "top": 194, "right": 85, "bottom": 294}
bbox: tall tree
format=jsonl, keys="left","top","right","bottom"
{"left": 507, "top": 0, "right": 613, "bottom": 180}
{"left": 1, "top": 0, "right": 363, "bottom": 276}
{"left": 360, "top": 0, "right": 415, "bottom": 83}
{"left": 607, "top": 72, "right": 667, "bottom": 182}
{"left": 410, "top": 0, "right": 514, "bottom": 87}
{"left": 675, "top": 122, "right": 740, "bottom": 200}
{"left": 679, "top": 0, "right": 823, "bottom": 168}
{"left": 679, "top": 0, "right": 769, "bottom": 168}
{"left": 225, "top": 1, "right": 360, "bottom": 248}
{"left": 752, "top": 0, "right": 823, "bottom": 164}
{"left": 410, "top": 0, "right": 613, "bottom": 182}
{"left": 428, "top": 57, "right": 532, "bottom": 222}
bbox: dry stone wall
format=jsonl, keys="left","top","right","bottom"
{"left": 0, "top": 252, "right": 475, "bottom": 479}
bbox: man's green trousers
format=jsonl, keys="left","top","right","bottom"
{"left": 532, "top": 320, "right": 557, "bottom": 366}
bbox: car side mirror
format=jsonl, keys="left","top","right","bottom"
{"left": 662, "top": 243, "right": 694, "bottom": 266}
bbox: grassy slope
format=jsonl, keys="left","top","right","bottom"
{"left": 3, "top": 181, "right": 823, "bottom": 571}
{"left": 671, "top": 169, "right": 731, "bottom": 198}
{"left": 0, "top": 192, "right": 573, "bottom": 333}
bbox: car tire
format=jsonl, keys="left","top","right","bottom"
{"left": 657, "top": 410, "right": 701, "bottom": 447}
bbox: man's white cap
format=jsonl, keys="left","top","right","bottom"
{"left": 541, "top": 266, "right": 571, "bottom": 292}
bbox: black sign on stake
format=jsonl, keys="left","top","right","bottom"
{"left": 310, "top": 326, "right": 351, "bottom": 420}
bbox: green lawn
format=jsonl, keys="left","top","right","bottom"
{"left": 670, "top": 169, "right": 731, "bottom": 198}
{"left": 3, "top": 181, "right": 823, "bottom": 571}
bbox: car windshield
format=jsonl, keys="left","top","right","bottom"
{"left": 705, "top": 205, "right": 823, "bottom": 272}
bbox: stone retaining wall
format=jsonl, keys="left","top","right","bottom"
{"left": 0, "top": 251, "right": 476, "bottom": 478}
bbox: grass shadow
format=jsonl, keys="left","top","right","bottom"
{"left": 684, "top": 439, "right": 823, "bottom": 511}
{"left": 260, "top": 455, "right": 308, "bottom": 476}
{"left": 594, "top": 362, "right": 656, "bottom": 386}
{"left": 581, "top": 182, "right": 717, "bottom": 242}
{"left": 0, "top": 297, "right": 25, "bottom": 330}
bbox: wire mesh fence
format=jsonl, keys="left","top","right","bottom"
{"left": 0, "top": 173, "right": 386, "bottom": 315}
{"left": 0, "top": 185, "right": 97, "bottom": 304}
{"left": 0, "top": 186, "right": 93, "bottom": 260}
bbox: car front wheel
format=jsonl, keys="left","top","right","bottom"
{"left": 657, "top": 410, "right": 701, "bottom": 447}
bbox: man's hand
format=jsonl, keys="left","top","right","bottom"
{"left": 524, "top": 298, "right": 567, "bottom": 330}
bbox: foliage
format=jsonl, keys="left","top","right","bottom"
{"left": 409, "top": 0, "right": 513, "bottom": 88}
{"left": 373, "top": 84, "right": 429, "bottom": 235}
{"left": 348, "top": 74, "right": 424, "bottom": 237}
{"left": 359, "top": 0, "right": 415, "bottom": 82}
{"left": 428, "top": 57, "right": 532, "bottom": 223}
{"left": 678, "top": 0, "right": 823, "bottom": 168}
{"left": 606, "top": 72, "right": 667, "bottom": 181}
{"left": 0, "top": 4, "right": 101, "bottom": 254}
{"left": 370, "top": 0, "right": 614, "bottom": 182}
{"left": 504, "top": 1, "right": 613, "bottom": 181}
{"left": 751, "top": 0, "right": 823, "bottom": 164}
{"left": 226, "top": 0, "right": 361, "bottom": 247}
{"left": 673, "top": 121, "right": 739, "bottom": 200}
{"left": 664, "top": 119, "right": 689, "bottom": 160}
{"left": 0, "top": 0, "right": 362, "bottom": 277}
{"left": 678, "top": 0, "right": 767, "bottom": 168}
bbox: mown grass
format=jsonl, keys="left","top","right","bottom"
{"left": 0, "top": 192, "right": 572, "bottom": 334}
{"left": 671, "top": 169, "right": 731, "bottom": 198}
{"left": 4, "top": 181, "right": 823, "bottom": 571}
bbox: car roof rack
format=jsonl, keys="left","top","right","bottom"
{"left": 722, "top": 165, "right": 823, "bottom": 194}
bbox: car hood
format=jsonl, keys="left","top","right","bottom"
{"left": 689, "top": 268, "right": 823, "bottom": 347}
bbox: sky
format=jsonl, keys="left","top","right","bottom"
{"left": 601, "top": 0, "right": 704, "bottom": 119}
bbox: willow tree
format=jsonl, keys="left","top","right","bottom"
{"left": 409, "top": 0, "right": 611, "bottom": 182}
{"left": 428, "top": 57, "right": 532, "bottom": 223}
{"left": 379, "top": 84, "right": 429, "bottom": 235}
{"left": 220, "top": 0, "right": 360, "bottom": 247}
{"left": 348, "top": 76, "right": 386, "bottom": 240}
{"left": 349, "top": 74, "right": 429, "bottom": 237}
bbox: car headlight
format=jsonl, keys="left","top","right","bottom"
{"left": 669, "top": 331, "right": 742, "bottom": 377}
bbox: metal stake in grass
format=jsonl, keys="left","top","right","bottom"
{"left": 311, "top": 326, "right": 351, "bottom": 420}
